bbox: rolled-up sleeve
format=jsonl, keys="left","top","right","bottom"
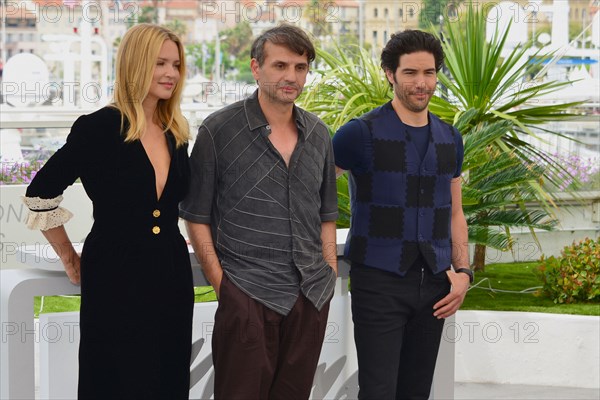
{"left": 320, "top": 136, "right": 338, "bottom": 222}
{"left": 179, "top": 125, "right": 216, "bottom": 224}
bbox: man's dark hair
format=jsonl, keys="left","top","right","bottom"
{"left": 251, "top": 24, "right": 316, "bottom": 66}
{"left": 380, "top": 30, "right": 444, "bottom": 74}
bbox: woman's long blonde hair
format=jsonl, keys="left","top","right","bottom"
{"left": 112, "top": 23, "right": 189, "bottom": 147}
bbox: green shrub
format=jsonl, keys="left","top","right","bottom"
{"left": 536, "top": 238, "right": 600, "bottom": 304}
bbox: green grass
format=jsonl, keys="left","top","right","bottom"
{"left": 194, "top": 286, "right": 218, "bottom": 302}
{"left": 34, "top": 295, "right": 81, "bottom": 318}
{"left": 34, "top": 287, "right": 218, "bottom": 318}
{"left": 463, "top": 262, "right": 600, "bottom": 316}
{"left": 34, "top": 263, "right": 600, "bottom": 317}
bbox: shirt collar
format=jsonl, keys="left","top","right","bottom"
{"left": 384, "top": 101, "right": 435, "bottom": 128}
{"left": 244, "top": 90, "right": 307, "bottom": 134}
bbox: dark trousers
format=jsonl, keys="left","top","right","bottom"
{"left": 212, "top": 274, "right": 330, "bottom": 400}
{"left": 351, "top": 261, "right": 451, "bottom": 400}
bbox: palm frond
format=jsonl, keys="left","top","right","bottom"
{"left": 467, "top": 226, "right": 512, "bottom": 250}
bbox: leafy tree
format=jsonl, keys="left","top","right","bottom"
{"left": 305, "top": 0, "right": 333, "bottom": 40}
{"left": 186, "top": 22, "right": 254, "bottom": 83}
{"left": 164, "top": 19, "right": 187, "bottom": 40}
{"left": 124, "top": 4, "right": 157, "bottom": 28}
{"left": 186, "top": 42, "right": 216, "bottom": 78}
{"left": 419, "top": 0, "right": 448, "bottom": 29}
{"left": 222, "top": 22, "right": 253, "bottom": 58}
{"left": 136, "top": 5, "right": 158, "bottom": 24}
{"left": 220, "top": 21, "right": 253, "bottom": 82}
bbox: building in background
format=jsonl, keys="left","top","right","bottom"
{"left": 0, "top": 2, "right": 38, "bottom": 60}
{"left": 363, "top": 1, "right": 419, "bottom": 55}
{"left": 277, "top": 0, "right": 359, "bottom": 46}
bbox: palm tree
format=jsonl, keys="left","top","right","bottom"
{"left": 299, "top": 6, "right": 580, "bottom": 270}
{"left": 456, "top": 113, "right": 557, "bottom": 258}
{"left": 429, "top": 5, "right": 581, "bottom": 269}
{"left": 300, "top": 45, "right": 392, "bottom": 228}
{"left": 301, "top": 45, "right": 391, "bottom": 133}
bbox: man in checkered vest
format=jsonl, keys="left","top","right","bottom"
{"left": 333, "top": 30, "right": 472, "bottom": 400}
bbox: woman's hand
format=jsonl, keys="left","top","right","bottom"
{"left": 62, "top": 252, "right": 81, "bottom": 285}
{"left": 41, "top": 225, "right": 81, "bottom": 285}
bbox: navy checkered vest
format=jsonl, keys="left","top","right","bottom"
{"left": 345, "top": 105, "right": 459, "bottom": 275}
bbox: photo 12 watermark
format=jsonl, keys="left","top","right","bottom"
{"left": 443, "top": 320, "right": 540, "bottom": 344}
{"left": 3, "top": 0, "right": 141, "bottom": 24}
{"left": 199, "top": 1, "right": 342, "bottom": 24}
{"left": 1, "top": 320, "right": 79, "bottom": 344}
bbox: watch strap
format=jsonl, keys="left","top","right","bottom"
{"left": 455, "top": 267, "right": 474, "bottom": 283}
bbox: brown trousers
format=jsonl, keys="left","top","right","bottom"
{"left": 212, "top": 274, "right": 331, "bottom": 400}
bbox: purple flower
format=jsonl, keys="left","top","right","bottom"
{"left": 0, "top": 159, "right": 46, "bottom": 185}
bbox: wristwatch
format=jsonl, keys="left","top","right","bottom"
{"left": 455, "top": 267, "right": 474, "bottom": 283}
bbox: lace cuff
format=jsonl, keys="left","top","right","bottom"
{"left": 22, "top": 195, "right": 74, "bottom": 231}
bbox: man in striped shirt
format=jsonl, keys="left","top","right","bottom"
{"left": 180, "top": 24, "right": 338, "bottom": 399}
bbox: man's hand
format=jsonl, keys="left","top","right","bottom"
{"left": 432, "top": 270, "right": 470, "bottom": 319}
{"left": 335, "top": 166, "right": 346, "bottom": 178}
{"left": 185, "top": 222, "right": 224, "bottom": 299}
{"left": 321, "top": 221, "right": 337, "bottom": 276}
{"left": 213, "top": 269, "right": 224, "bottom": 299}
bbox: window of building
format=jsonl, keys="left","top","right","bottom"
{"left": 373, "top": 30, "right": 378, "bottom": 43}
{"left": 571, "top": 8, "right": 581, "bottom": 18}
{"left": 7, "top": 18, "right": 19, "bottom": 28}
{"left": 384, "top": 30, "right": 388, "bottom": 44}
{"left": 399, "top": 8, "right": 403, "bottom": 18}
{"left": 374, "top": 8, "right": 378, "bottom": 18}
{"left": 409, "top": 8, "right": 414, "bottom": 18}
{"left": 384, "top": 8, "right": 388, "bottom": 18}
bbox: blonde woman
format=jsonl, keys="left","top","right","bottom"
{"left": 23, "top": 24, "right": 193, "bottom": 399}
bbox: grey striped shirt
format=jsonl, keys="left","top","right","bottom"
{"left": 179, "top": 91, "right": 338, "bottom": 315}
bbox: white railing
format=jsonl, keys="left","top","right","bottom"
{"left": 0, "top": 103, "right": 219, "bottom": 133}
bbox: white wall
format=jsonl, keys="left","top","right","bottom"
{"left": 453, "top": 311, "right": 600, "bottom": 389}
{"left": 37, "top": 309, "right": 600, "bottom": 399}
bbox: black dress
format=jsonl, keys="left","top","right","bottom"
{"left": 25, "top": 107, "right": 194, "bottom": 399}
